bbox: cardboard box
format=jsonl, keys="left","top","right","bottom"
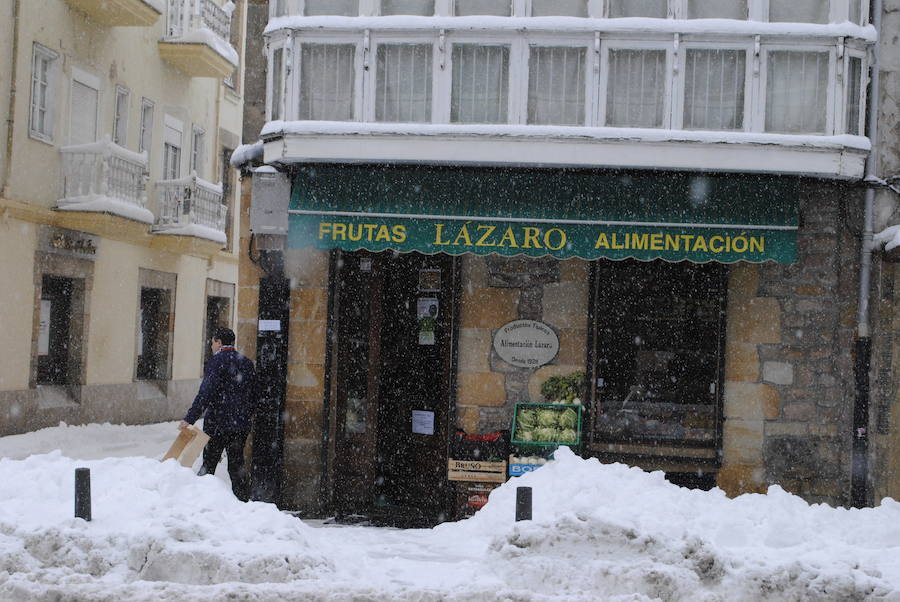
{"left": 161, "top": 426, "right": 210, "bottom": 468}
{"left": 447, "top": 458, "right": 507, "bottom": 483}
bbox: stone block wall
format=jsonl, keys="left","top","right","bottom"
{"left": 456, "top": 255, "right": 590, "bottom": 434}
{"left": 718, "top": 183, "right": 860, "bottom": 505}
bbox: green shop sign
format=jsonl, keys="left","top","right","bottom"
{"left": 288, "top": 165, "right": 798, "bottom": 264}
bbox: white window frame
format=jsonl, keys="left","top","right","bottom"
{"left": 526, "top": 0, "right": 590, "bottom": 17}
{"left": 452, "top": 0, "right": 515, "bottom": 16}
{"left": 762, "top": 0, "right": 837, "bottom": 24}
{"left": 293, "top": 33, "right": 365, "bottom": 122}
{"left": 68, "top": 67, "right": 102, "bottom": 146}
{"left": 522, "top": 33, "right": 596, "bottom": 126}
{"left": 191, "top": 125, "right": 205, "bottom": 175}
{"left": 162, "top": 114, "right": 184, "bottom": 180}
{"left": 267, "top": 37, "right": 290, "bottom": 121}
{"left": 113, "top": 85, "right": 130, "bottom": 147}
{"left": 444, "top": 32, "right": 519, "bottom": 124}
{"left": 599, "top": 39, "right": 674, "bottom": 129}
{"left": 139, "top": 98, "right": 155, "bottom": 154}
{"left": 842, "top": 49, "right": 867, "bottom": 136}
{"left": 29, "top": 43, "right": 58, "bottom": 144}
{"left": 756, "top": 43, "right": 836, "bottom": 135}
{"left": 366, "top": 33, "right": 440, "bottom": 123}
{"left": 671, "top": 41, "right": 752, "bottom": 131}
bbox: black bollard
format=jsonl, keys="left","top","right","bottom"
{"left": 75, "top": 467, "right": 91, "bottom": 521}
{"left": 515, "top": 486, "right": 532, "bottom": 521}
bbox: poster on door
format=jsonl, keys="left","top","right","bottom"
{"left": 417, "top": 297, "right": 438, "bottom": 345}
{"left": 38, "top": 299, "right": 51, "bottom": 356}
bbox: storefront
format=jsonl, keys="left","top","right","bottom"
{"left": 264, "top": 163, "right": 798, "bottom": 525}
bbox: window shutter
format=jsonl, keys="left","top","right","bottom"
{"left": 70, "top": 80, "right": 99, "bottom": 145}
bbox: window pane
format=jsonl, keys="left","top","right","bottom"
{"left": 31, "top": 54, "right": 51, "bottom": 136}
{"left": 531, "top": 0, "right": 588, "bottom": 17}
{"left": 606, "top": 49, "right": 666, "bottom": 128}
{"left": 683, "top": 49, "right": 745, "bottom": 130}
{"left": 305, "top": 0, "right": 358, "bottom": 16}
{"left": 454, "top": 0, "right": 511, "bottom": 16}
{"left": 113, "top": 88, "right": 128, "bottom": 146}
{"left": 139, "top": 101, "right": 153, "bottom": 154}
{"left": 769, "top": 0, "right": 829, "bottom": 23}
{"left": 528, "top": 46, "right": 586, "bottom": 125}
{"left": 765, "top": 51, "right": 828, "bottom": 133}
{"left": 451, "top": 45, "right": 509, "bottom": 123}
{"left": 608, "top": 0, "right": 666, "bottom": 18}
{"left": 846, "top": 56, "right": 862, "bottom": 135}
{"left": 382, "top": 0, "right": 434, "bottom": 15}
{"left": 70, "top": 80, "right": 99, "bottom": 145}
{"left": 299, "top": 44, "right": 356, "bottom": 121}
{"left": 376, "top": 45, "right": 433, "bottom": 122}
{"left": 849, "top": 0, "right": 862, "bottom": 24}
{"left": 687, "top": 0, "right": 747, "bottom": 19}
{"left": 271, "top": 47, "right": 284, "bottom": 121}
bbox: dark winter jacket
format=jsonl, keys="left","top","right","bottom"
{"left": 184, "top": 347, "right": 257, "bottom": 435}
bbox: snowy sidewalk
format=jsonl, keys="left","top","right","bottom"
{"left": 1, "top": 422, "right": 899, "bottom": 601}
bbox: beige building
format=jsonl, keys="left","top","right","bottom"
{"left": 0, "top": 0, "right": 247, "bottom": 434}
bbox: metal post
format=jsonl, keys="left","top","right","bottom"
{"left": 74, "top": 468, "right": 91, "bottom": 521}
{"left": 515, "top": 486, "right": 532, "bottom": 521}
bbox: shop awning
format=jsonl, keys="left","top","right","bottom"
{"left": 288, "top": 165, "right": 798, "bottom": 263}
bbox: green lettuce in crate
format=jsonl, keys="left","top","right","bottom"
{"left": 517, "top": 409, "right": 537, "bottom": 429}
{"left": 536, "top": 409, "right": 559, "bottom": 427}
{"left": 515, "top": 427, "right": 534, "bottom": 442}
{"left": 558, "top": 407, "right": 578, "bottom": 429}
{"left": 558, "top": 428, "right": 578, "bottom": 443}
{"left": 534, "top": 427, "right": 559, "bottom": 442}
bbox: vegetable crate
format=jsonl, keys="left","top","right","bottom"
{"left": 511, "top": 402, "right": 583, "bottom": 447}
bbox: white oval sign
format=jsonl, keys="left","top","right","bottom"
{"left": 493, "top": 320, "right": 559, "bottom": 368}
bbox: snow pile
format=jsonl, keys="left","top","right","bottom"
{"left": 2, "top": 423, "right": 900, "bottom": 600}
{"left": 461, "top": 447, "right": 900, "bottom": 601}
{"left": 0, "top": 451, "right": 331, "bottom": 600}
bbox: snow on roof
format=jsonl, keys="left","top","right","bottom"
{"left": 230, "top": 141, "right": 264, "bottom": 167}
{"left": 261, "top": 120, "right": 872, "bottom": 152}
{"left": 265, "top": 15, "right": 877, "bottom": 41}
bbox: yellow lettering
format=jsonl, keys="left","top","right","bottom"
{"left": 631, "top": 233, "right": 648, "bottom": 250}
{"left": 665, "top": 234, "right": 680, "bottom": 251}
{"left": 544, "top": 228, "right": 566, "bottom": 251}
{"left": 709, "top": 236, "right": 724, "bottom": 253}
{"left": 333, "top": 223, "right": 347, "bottom": 240}
{"left": 498, "top": 226, "right": 519, "bottom": 248}
{"left": 476, "top": 225, "right": 497, "bottom": 246}
{"left": 692, "top": 235, "right": 708, "bottom": 252}
{"left": 732, "top": 235, "right": 748, "bottom": 253}
{"left": 392, "top": 225, "right": 406, "bottom": 243}
{"left": 364, "top": 223, "right": 378, "bottom": 240}
{"left": 522, "top": 227, "right": 542, "bottom": 249}
{"left": 348, "top": 224, "right": 363, "bottom": 242}
{"left": 750, "top": 236, "right": 764, "bottom": 253}
{"left": 595, "top": 233, "right": 610, "bottom": 249}
{"left": 453, "top": 223, "right": 473, "bottom": 246}
{"left": 318, "top": 222, "right": 332, "bottom": 239}
{"left": 375, "top": 225, "right": 391, "bottom": 242}
{"left": 611, "top": 233, "right": 625, "bottom": 250}
{"left": 650, "top": 233, "right": 663, "bottom": 251}
{"left": 434, "top": 223, "right": 450, "bottom": 245}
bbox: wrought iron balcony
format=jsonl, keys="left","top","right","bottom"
{"left": 65, "top": 0, "right": 162, "bottom": 27}
{"left": 158, "top": 0, "right": 238, "bottom": 78}
{"left": 153, "top": 172, "right": 227, "bottom": 243}
{"left": 58, "top": 136, "right": 153, "bottom": 224}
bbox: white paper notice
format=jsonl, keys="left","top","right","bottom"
{"left": 258, "top": 319, "right": 281, "bottom": 332}
{"left": 411, "top": 410, "right": 434, "bottom": 435}
{"left": 38, "top": 299, "right": 51, "bottom": 356}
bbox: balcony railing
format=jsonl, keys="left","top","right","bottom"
{"left": 160, "top": 0, "right": 238, "bottom": 78}
{"left": 167, "top": 0, "right": 231, "bottom": 43}
{"left": 58, "top": 136, "right": 153, "bottom": 224}
{"left": 153, "top": 173, "right": 227, "bottom": 243}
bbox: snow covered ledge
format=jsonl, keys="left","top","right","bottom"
{"left": 152, "top": 173, "right": 227, "bottom": 245}
{"left": 261, "top": 121, "right": 870, "bottom": 180}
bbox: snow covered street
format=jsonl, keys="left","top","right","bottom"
{"left": 1, "top": 422, "right": 900, "bottom": 601}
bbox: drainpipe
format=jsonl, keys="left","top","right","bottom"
{"left": 851, "top": 0, "right": 883, "bottom": 509}
{"left": 2, "top": 0, "right": 21, "bottom": 198}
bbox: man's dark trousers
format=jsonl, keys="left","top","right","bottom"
{"left": 200, "top": 430, "right": 250, "bottom": 502}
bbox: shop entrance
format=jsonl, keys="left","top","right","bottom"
{"left": 331, "top": 250, "right": 459, "bottom": 526}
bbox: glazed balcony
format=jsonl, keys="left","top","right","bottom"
{"left": 153, "top": 173, "right": 227, "bottom": 244}
{"left": 159, "top": 0, "right": 239, "bottom": 78}
{"left": 58, "top": 136, "right": 153, "bottom": 224}
{"left": 66, "top": 0, "right": 162, "bottom": 27}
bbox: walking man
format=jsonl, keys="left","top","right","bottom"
{"left": 179, "top": 327, "right": 256, "bottom": 501}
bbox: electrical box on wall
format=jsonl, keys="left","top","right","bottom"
{"left": 250, "top": 167, "right": 290, "bottom": 236}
